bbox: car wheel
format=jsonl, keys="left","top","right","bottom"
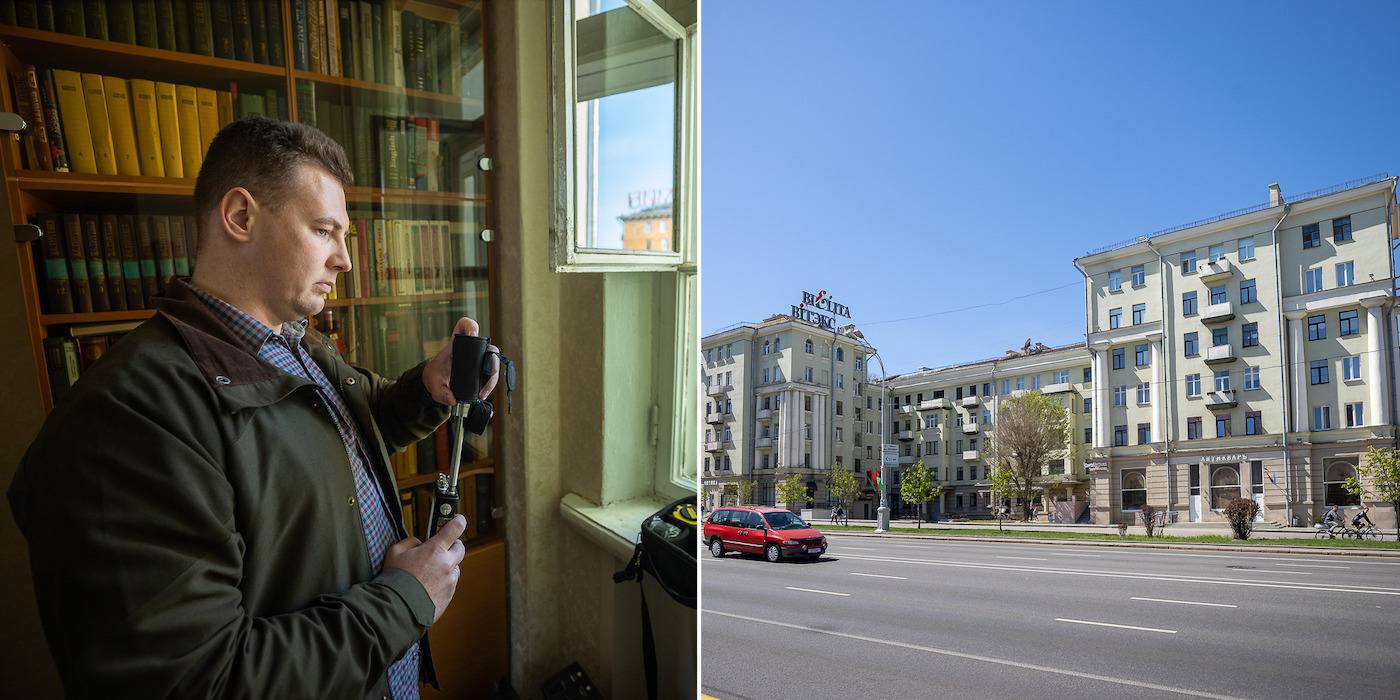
{"left": 709, "top": 538, "right": 725, "bottom": 557}
{"left": 765, "top": 543, "right": 781, "bottom": 563}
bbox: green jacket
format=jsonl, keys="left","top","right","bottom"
{"left": 9, "top": 281, "right": 451, "bottom": 698}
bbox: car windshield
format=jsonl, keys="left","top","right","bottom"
{"left": 763, "top": 511, "right": 809, "bottom": 530}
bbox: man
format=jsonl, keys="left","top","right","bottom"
{"left": 8, "top": 118, "right": 497, "bottom": 698}
{"left": 1323, "top": 504, "right": 1348, "bottom": 535}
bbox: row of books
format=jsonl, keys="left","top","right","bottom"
{"left": 42, "top": 328, "right": 133, "bottom": 400}
{"left": 327, "top": 216, "right": 483, "bottom": 301}
{"left": 8, "top": 64, "right": 280, "bottom": 175}
{"left": 3, "top": 1, "right": 287, "bottom": 69}
{"left": 296, "top": 0, "right": 474, "bottom": 97}
{"left": 34, "top": 211, "right": 197, "bottom": 315}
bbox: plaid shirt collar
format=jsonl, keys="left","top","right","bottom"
{"left": 186, "top": 284, "right": 309, "bottom": 355}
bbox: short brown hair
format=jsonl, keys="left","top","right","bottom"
{"left": 193, "top": 117, "right": 353, "bottom": 245}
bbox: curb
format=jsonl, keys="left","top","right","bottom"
{"left": 826, "top": 530, "right": 1400, "bottom": 557}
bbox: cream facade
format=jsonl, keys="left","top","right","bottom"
{"left": 1076, "top": 176, "right": 1399, "bottom": 528}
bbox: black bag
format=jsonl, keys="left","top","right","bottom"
{"left": 613, "top": 496, "right": 696, "bottom": 699}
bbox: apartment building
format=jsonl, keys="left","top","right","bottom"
{"left": 882, "top": 342, "right": 1093, "bottom": 521}
{"left": 701, "top": 315, "right": 875, "bottom": 514}
{"left": 1076, "top": 176, "right": 1398, "bottom": 527}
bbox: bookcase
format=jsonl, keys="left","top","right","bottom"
{"left": 0, "top": 1, "right": 507, "bottom": 696}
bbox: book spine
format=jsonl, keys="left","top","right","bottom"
{"left": 151, "top": 215, "right": 175, "bottom": 292}
{"left": 108, "top": 0, "right": 137, "bottom": 44}
{"left": 413, "top": 116, "right": 427, "bottom": 190}
{"left": 99, "top": 215, "right": 127, "bottom": 311}
{"left": 35, "top": 1, "right": 56, "bottom": 32}
{"left": 168, "top": 215, "right": 190, "bottom": 277}
{"left": 371, "top": 3, "right": 384, "bottom": 85}
{"left": 43, "top": 337, "right": 82, "bottom": 401}
{"left": 76, "top": 336, "right": 110, "bottom": 373}
{"left": 184, "top": 215, "right": 199, "bottom": 274}
{"left": 338, "top": 0, "right": 354, "bottom": 80}
{"left": 51, "top": 69, "right": 97, "bottom": 174}
{"left": 132, "top": 0, "right": 158, "bottom": 49}
{"left": 37, "top": 214, "right": 74, "bottom": 314}
{"left": 386, "top": 6, "right": 403, "bottom": 88}
{"left": 62, "top": 213, "right": 93, "bottom": 313}
{"left": 152, "top": 0, "right": 175, "bottom": 50}
{"left": 102, "top": 75, "right": 142, "bottom": 176}
{"left": 175, "top": 84, "right": 203, "bottom": 177}
{"left": 170, "top": 0, "right": 191, "bottom": 53}
{"left": 358, "top": 1, "right": 375, "bottom": 83}
{"left": 135, "top": 216, "right": 159, "bottom": 306}
{"left": 211, "top": 0, "right": 235, "bottom": 59}
{"left": 195, "top": 87, "right": 220, "bottom": 159}
{"left": 190, "top": 0, "right": 215, "bottom": 57}
{"left": 81, "top": 214, "right": 111, "bottom": 312}
{"left": 153, "top": 81, "right": 183, "bottom": 178}
{"left": 372, "top": 217, "right": 388, "bottom": 296}
{"left": 21, "top": 67, "right": 53, "bottom": 170}
{"left": 379, "top": 114, "right": 401, "bottom": 191}
{"left": 291, "top": 0, "right": 308, "bottom": 71}
{"left": 80, "top": 73, "right": 117, "bottom": 175}
{"left": 265, "top": 0, "right": 285, "bottom": 68}
{"left": 323, "top": 0, "right": 341, "bottom": 77}
{"left": 216, "top": 89, "right": 233, "bottom": 129}
{"left": 232, "top": 0, "right": 254, "bottom": 62}
{"left": 128, "top": 78, "right": 164, "bottom": 177}
{"left": 249, "top": 0, "right": 269, "bottom": 64}
{"left": 7, "top": 2, "right": 28, "bottom": 27}
{"left": 38, "top": 69, "right": 71, "bottom": 172}
{"left": 307, "top": 0, "right": 323, "bottom": 73}
{"left": 117, "top": 214, "right": 145, "bottom": 310}
{"left": 355, "top": 215, "right": 370, "bottom": 294}
{"left": 82, "top": 0, "right": 107, "bottom": 40}
{"left": 426, "top": 117, "right": 439, "bottom": 192}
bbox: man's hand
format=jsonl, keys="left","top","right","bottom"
{"left": 423, "top": 317, "right": 501, "bottom": 406}
{"left": 383, "top": 515, "right": 467, "bottom": 624}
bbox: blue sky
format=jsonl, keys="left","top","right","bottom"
{"left": 702, "top": 0, "right": 1400, "bottom": 378}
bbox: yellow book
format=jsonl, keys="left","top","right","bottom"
{"left": 216, "top": 90, "right": 233, "bottom": 130}
{"left": 195, "top": 87, "right": 220, "bottom": 159}
{"left": 175, "top": 84, "right": 203, "bottom": 178}
{"left": 51, "top": 69, "right": 97, "bottom": 174}
{"left": 102, "top": 76, "right": 141, "bottom": 177}
{"left": 153, "top": 82, "right": 183, "bottom": 179}
{"left": 128, "top": 79, "right": 164, "bottom": 177}
{"left": 80, "top": 73, "right": 117, "bottom": 175}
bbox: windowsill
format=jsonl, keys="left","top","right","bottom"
{"left": 560, "top": 492, "right": 680, "bottom": 562}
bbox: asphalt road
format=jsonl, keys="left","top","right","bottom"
{"left": 701, "top": 535, "right": 1400, "bottom": 699}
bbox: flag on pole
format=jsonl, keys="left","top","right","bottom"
{"left": 871, "top": 467, "right": 882, "bottom": 491}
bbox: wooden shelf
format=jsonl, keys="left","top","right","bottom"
{"left": 294, "top": 69, "right": 484, "bottom": 111}
{"left": 9, "top": 171, "right": 196, "bottom": 196}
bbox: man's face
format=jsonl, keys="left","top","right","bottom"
{"left": 246, "top": 165, "right": 350, "bottom": 328}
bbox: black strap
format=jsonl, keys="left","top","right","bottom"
{"left": 639, "top": 580, "right": 657, "bottom": 700}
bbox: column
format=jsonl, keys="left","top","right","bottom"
{"left": 1285, "top": 311, "right": 1309, "bottom": 433}
{"left": 811, "top": 393, "right": 825, "bottom": 469}
{"left": 1092, "top": 346, "right": 1109, "bottom": 448}
{"left": 1148, "top": 333, "right": 1164, "bottom": 443}
{"left": 1363, "top": 298, "right": 1391, "bottom": 426}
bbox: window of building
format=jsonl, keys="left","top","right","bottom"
{"left": 1243, "top": 366, "right": 1261, "bottom": 390}
{"left": 805, "top": 395, "right": 812, "bottom": 411}
{"left": 956, "top": 467, "right": 964, "bottom": 481}
{"left": 1313, "top": 405, "right": 1332, "bottom": 431}
{"left": 1214, "top": 370, "right": 1230, "bottom": 392}
{"left": 1109, "top": 308, "right": 1122, "bottom": 329}
{"left": 1245, "top": 411, "right": 1262, "bottom": 435}
{"left": 763, "top": 340, "right": 770, "bottom": 355}
{"left": 1240, "top": 279, "right": 1256, "bottom": 304}
{"left": 1305, "top": 267, "right": 1323, "bottom": 293}
{"left": 983, "top": 382, "right": 992, "bottom": 396}
{"left": 1308, "top": 314, "right": 1326, "bottom": 340}
{"left": 1084, "top": 367, "right": 1093, "bottom": 382}
{"left": 1333, "top": 216, "right": 1352, "bottom": 242}
{"left": 1114, "top": 425, "right": 1128, "bottom": 447}
{"left": 1031, "top": 375, "right": 1041, "bottom": 390}
{"left": 1085, "top": 427, "right": 1092, "bottom": 444}
{"left": 1303, "top": 223, "right": 1320, "bottom": 249}
{"left": 1211, "top": 466, "right": 1240, "bottom": 510}
{"left": 955, "top": 413, "right": 963, "bottom": 427}
{"left": 1137, "top": 423, "right": 1151, "bottom": 444}
{"left": 1131, "top": 265, "right": 1145, "bottom": 286}
{"left": 1342, "top": 402, "right": 1365, "bottom": 428}
{"left": 1132, "top": 303, "right": 1146, "bottom": 325}
{"left": 804, "top": 367, "right": 813, "bottom": 382}
{"left": 1336, "top": 261, "right": 1354, "bottom": 287}
{"left": 1182, "top": 291, "right": 1198, "bottom": 316}
{"left": 836, "top": 400, "right": 844, "bottom": 415}
{"left": 1210, "top": 286, "right": 1227, "bottom": 304}
{"left": 1216, "top": 415, "right": 1231, "bottom": 438}
{"left": 1002, "top": 379, "right": 1011, "bottom": 395}
{"left": 1181, "top": 250, "right": 1197, "bottom": 273}
{"left": 804, "top": 339, "right": 813, "bottom": 354}
{"left": 836, "top": 347, "right": 844, "bottom": 362}
{"left": 1339, "top": 309, "right": 1358, "bottom": 336}
{"left": 1242, "top": 323, "right": 1259, "bottom": 347}
{"left": 1208, "top": 244, "right": 1224, "bottom": 263}
{"left": 1136, "top": 382, "right": 1150, "bottom": 404}
{"left": 1325, "top": 462, "right": 1361, "bottom": 506}
{"left": 855, "top": 357, "right": 863, "bottom": 370}
{"left": 1108, "top": 270, "right": 1122, "bottom": 291}
{"left": 1121, "top": 470, "right": 1146, "bottom": 511}
{"left": 1054, "top": 371, "right": 1069, "bottom": 384}
{"left": 1184, "top": 332, "right": 1199, "bottom": 357}
{"left": 774, "top": 337, "right": 781, "bottom": 351}
{"left": 1343, "top": 355, "right": 1361, "bottom": 381}
{"left": 1185, "top": 373, "right": 1201, "bottom": 397}
{"left": 1187, "top": 416, "right": 1202, "bottom": 440}
{"left": 1135, "top": 344, "right": 1149, "bottom": 366}
{"left": 1237, "top": 237, "right": 1254, "bottom": 261}
{"left": 1112, "top": 349, "right": 1125, "bottom": 370}
{"left": 1083, "top": 397, "right": 1092, "bottom": 413}
{"left": 1113, "top": 385, "right": 1127, "bottom": 407}
{"left": 724, "top": 398, "right": 732, "bottom": 414}
{"left": 836, "top": 374, "right": 844, "bottom": 389}
{"left": 1212, "top": 327, "right": 1228, "bottom": 347}
{"left": 969, "top": 466, "right": 978, "bottom": 480}
{"left": 835, "top": 428, "right": 843, "bottom": 442}
{"left": 1310, "top": 359, "right": 1329, "bottom": 385}
{"left": 1017, "top": 377, "right": 1026, "bottom": 390}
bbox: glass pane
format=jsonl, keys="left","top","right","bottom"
{"left": 574, "top": 1, "right": 677, "bottom": 251}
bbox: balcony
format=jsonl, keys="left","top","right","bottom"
{"left": 961, "top": 396, "right": 981, "bottom": 408}
{"left": 705, "top": 413, "right": 725, "bottom": 425}
{"left": 707, "top": 383, "right": 730, "bottom": 398}
{"left": 1042, "top": 382, "right": 1073, "bottom": 394}
{"left": 1200, "top": 258, "right": 1233, "bottom": 284}
{"left": 962, "top": 450, "right": 981, "bottom": 462}
{"left": 1204, "top": 343, "right": 1236, "bottom": 365}
{"left": 756, "top": 436, "right": 773, "bottom": 449}
{"left": 1207, "top": 390, "right": 1237, "bottom": 410}
{"left": 755, "top": 408, "right": 772, "bottom": 421}
{"left": 1201, "top": 301, "right": 1235, "bottom": 324}
{"left": 705, "top": 441, "right": 726, "bottom": 453}
{"left": 897, "top": 430, "right": 915, "bottom": 442}
{"left": 921, "top": 398, "right": 952, "bottom": 410}
{"left": 899, "top": 454, "right": 918, "bottom": 466}
{"left": 961, "top": 423, "right": 981, "bottom": 435}
{"left": 899, "top": 404, "right": 916, "bottom": 415}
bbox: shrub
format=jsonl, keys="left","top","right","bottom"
{"left": 1225, "top": 498, "right": 1260, "bottom": 540}
{"left": 1140, "top": 504, "right": 1158, "bottom": 537}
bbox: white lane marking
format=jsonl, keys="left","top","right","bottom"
{"left": 705, "top": 610, "right": 1239, "bottom": 699}
{"left": 1274, "top": 563, "right": 1351, "bottom": 569}
{"left": 1052, "top": 553, "right": 1102, "bottom": 557}
{"left": 1132, "top": 597, "right": 1238, "bottom": 608}
{"left": 850, "top": 572, "right": 908, "bottom": 580}
{"left": 1057, "top": 618, "right": 1177, "bottom": 634}
{"left": 888, "top": 544, "right": 937, "bottom": 549}
{"left": 785, "top": 586, "right": 850, "bottom": 597}
{"left": 836, "top": 546, "right": 878, "bottom": 551}
{"left": 1237, "top": 570, "right": 1312, "bottom": 575}
{"left": 997, "top": 556, "right": 1048, "bottom": 561}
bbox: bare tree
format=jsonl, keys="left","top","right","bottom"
{"left": 987, "top": 392, "right": 1068, "bottom": 521}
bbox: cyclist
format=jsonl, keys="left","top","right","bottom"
{"left": 1322, "top": 505, "right": 1349, "bottom": 536}
{"left": 1352, "top": 506, "right": 1375, "bottom": 530}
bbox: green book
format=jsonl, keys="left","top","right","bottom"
{"left": 36, "top": 214, "right": 74, "bottom": 315}
{"left": 171, "top": 0, "right": 191, "bottom": 53}
{"left": 232, "top": 0, "right": 253, "bottom": 61}
{"left": 152, "top": 0, "right": 175, "bottom": 50}
{"left": 210, "top": 0, "right": 234, "bottom": 59}
{"left": 131, "top": 0, "right": 158, "bottom": 48}
{"left": 189, "top": 0, "right": 214, "bottom": 56}
{"left": 43, "top": 337, "right": 82, "bottom": 401}
{"left": 80, "top": 214, "right": 110, "bottom": 312}
{"left": 117, "top": 214, "right": 144, "bottom": 310}
{"left": 82, "top": 0, "right": 107, "bottom": 40}
{"left": 62, "top": 213, "right": 92, "bottom": 313}
{"left": 107, "top": 0, "right": 136, "bottom": 43}
{"left": 99, "top": 214, "right": 127, "bottom": 311}
{"left": 55, "top": 0, "right": 86, "bottom": 36}
{"left": 265, "top": 0, "right": 284, "bottom": 68}
{"left": 134, "top": 216, "right": 159, "bottom": 307}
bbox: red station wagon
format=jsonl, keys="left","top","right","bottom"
{"left": 704, "top": 506, "right": 827, "bottom": 562}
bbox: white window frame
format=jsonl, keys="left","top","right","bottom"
{"left": 1305, "top": 267, "right": 1323, "bottom": 293}
{"left": 1185, "top": 373, "right": 1201, "bottom": 397}
{"left": 1336, "top": 261, "right": 1354, "bottom": 287}
{"left": 1237, "top": 237, "right": 1254, "bottom": 261}
{"left": 1346, "top": 402, "right": 1364, "bottom": 428}
{"left": 1343, "top": 355, "right": 1362, "bottom": 381}
{"left": 1243, "top": 366, "right": 1261, "bottom": 391}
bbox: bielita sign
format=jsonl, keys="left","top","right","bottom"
{"left": 792, "top": 290, "right": 851, "bottom": 330}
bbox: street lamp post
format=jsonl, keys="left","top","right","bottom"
{"left": 840, "top": 326, "right": 890, "bottom": 532}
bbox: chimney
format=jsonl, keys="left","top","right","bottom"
{"left": 1269, "top": 183, "right": 1283, "bottom": 207}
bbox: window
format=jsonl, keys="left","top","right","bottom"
{"left": 1113, "top": 386, "right": 1127, "bottom": 407}
{"left": 1212, "top": 327, "right": 1228, "bottom": 347}
{"left": 1245, "top": 411, "right": 1262, "bottom": 435}
{"left": 969, "top": 466, "right": 977, "bottom": 480}
{"left": 1310, "top": 360, "right": 1329, "bottom": 385}
{"left": 1137, "top": 423, "right": 1151, "bottom": 444}
{"left": 855, "top": 357, "right": 862, "bottom": 370}
{"left": 1211, "top": 466, "right": 1240, "bottom": 510}
{"left": 1216, "top": 415, "right": 1231, "bottom": 438}
{"left": 1305, "top": 267, "right": 1323, "bottom": 293}
{"left": 1121, "top": 470, "right": 1146, "bottom": 511}
{"left": 1342, "top": 355, "right": 1361, "bottom": 381}
{"left": 1336, "top": 261, "right": 1354, "bottom": 287}
{"left": 1325, "top": 462, "right": 1361, "bottom": 506}
{"left": 836, "top": 374, "right": 844, "bottom": 389}
{"left": 1339, "top": 309, "right": 1358, "bottom": 336}
{"left": 1114, "top": 425, "right": 1128, "bottom": 447}
{"left": 1187, "top": 417, "right": 1202, "bottom": 440}
{"left": 1242, "top": 323, "right": 1259, "bottom": 347}
{"left": 1185, "top": 373, "right": 1201, "bottom": 397}
{"left": 835, "top": 428, "right": 843, "bottom": 442}
{"left": 1017, "top": 377, "right": 1026, "bottom": 391}
{"left": 1240, "top": 279, "right": 1256, "bottom": 304}
{"left": 1243, "top": 366, "right": 1261, "bottom": 390}
{"left": 1182, "top": 291, "right": 1198, "bottom": 315}
{"left": 1083, "top": 397, "right": 1092, "bottom": 413}
{"left": 1112, "top": 349, "right": 1124, "bottom": 370}
{"left": 804, "top": 339, "right": 813, "bottom": 354}
{"left": 836, "top": 347, "right": 844, "bottom": 362}
{"left": 1054, "top": 371, "right": 1069, "bottom": 384}
{"left": 1108, "top": 270, "right": 1122, "bottom": 291}
{"left": 724, "top": 398, "right": 732, "bottom": 414}
{"left": 804, "top": 367, "right": 813, "bottom": 382}
{"left": 1308, "top": 315, "right": 1326, "bottom": 340}
{"left": 761, "top": 367, "right": 771, "bottom": 383}
{"left": 1136, "top": 382, "right": 1150, "bottom": 404}
{"left": 1085, "top": 427, "right": 1092, "bottom": 444}
{"left": 1208, "top": 244, "right": 1225, "bottom": 263}
{"left": 805, "top": 395, "right": 812, "bottom": 411}
{"left": 1135, "top": 344, "right": 1149, "bottom": 366}
{"left": 774, "top": 367, "right": 783, "bottom": 381}
{"left": 1209, "top": 286, "right": 1227, "bottom": 305}
{"left": 1333, "top": 216, "right": 1352, "bottom": 242}
{"left": 983, "top": 382, "right": 992, "bottom": 397}
{"left": 1132, "top": 303, "right": 1146, "bottom": 325}
{"left": 1131, "top": 265, "right": 1145, "bottom": 286}
{"left": 835, "top": 400, "right": 843, "bottom": 415}
{"left": 1303, "top": 223, "right": 1320, "bottom": 248}
{"left": 1109, "top": 308, "right": 1122, "bottom": 329}
{"left": 1031, "top": 375, "right": 1040, "bottom": 390}
{"left": 1313, "top": 405, "right": 1332, "bottom": 430}
{"left": 1181, "top": 250, "right": 1197, "bottom": 273}
{"left": 773, "top": 338, "right": 780, "bottom": 351}
{"left": 1184, "top": 332, "right": 1199, "bottom": 357}
{"left": 1002, "top": 379, "right": 1011, "bottom": 395}
{"left": 1084, "top": 367, "right": 1092, "bottom": 382}
{"left": 1237, "top": 237, "right": 1254, "bottom": 261}
{"left": 1346, "top": 402, "right": 1364, "bottom": 428}
{"left": 762, "top": 341, "right": 770, "bottom": 355}
{"left": 1214, "top": 370, "right": 1230, "bottom": 392}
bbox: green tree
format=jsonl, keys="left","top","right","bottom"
{"left": 731, "top": 480, "right": 755, "bottom": 506}
{"left": 776, "top": 473, "right": 810, "bottom": 511}
{"left": 898, "top": 460, "right": 944, "bottom": 529}
{"left": 987, "top": 392, "right": 1068, "bottom": 521}
{"left": 825, "top": 463, "right": 862, "bottom": 525}
{"left": 1345, "top": 446, "right": 1400, "bottom": 541}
